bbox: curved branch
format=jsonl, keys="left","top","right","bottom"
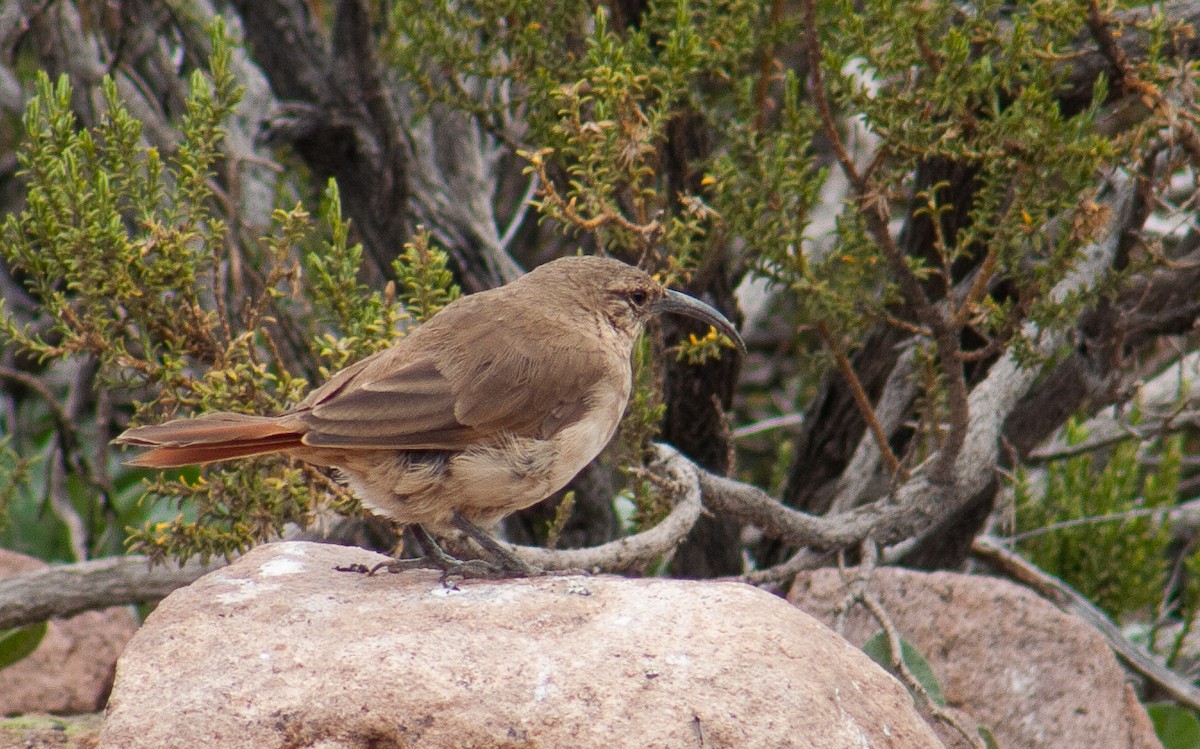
{"left": 507, "top": 444, "right": 703, "bottom": 572}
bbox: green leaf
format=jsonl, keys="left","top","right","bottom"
{"left": 0, "top": 622, "right": 48, "bottom": 671}
{"left": 977, "top": 725, "right": 1000, "bottom": 749}
{"left": 861, "top": 631, "right": 946, "bottom": 706}
{"left": 1147, "top": 703, "right": 1200, "bottom": 749}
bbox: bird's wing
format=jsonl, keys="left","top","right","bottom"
{"left": 292, "top": 321, "right": 613, "bottom": 451}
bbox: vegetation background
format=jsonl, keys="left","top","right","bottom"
{"left": 3, "top": 0, "right": 1200, "bottom": 744}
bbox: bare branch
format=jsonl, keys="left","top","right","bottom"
{"left": 733, "top": 412, "right": 807, "bottom": 439}
{"left": 855, "top": 586, "right": 986, "bottom": 748}
{"left": 232, "top": 0, "right": 413, "bottom": 285}
{"left": 1026, "top": 351, "right": 1200, "bottom": 462}
{"left": 0, "top": 556, "right": 224, "bottom": 631}
{"left": 828, "top": 347, "right": 918, "bottom": 513}
{"left": 506, "top": 444, "right": 703, "bottom": 572}
{"left": 816, "top": 322, "right": 904, "bottom": 479}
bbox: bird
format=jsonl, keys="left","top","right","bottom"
{"left": 114, "top": 255, "right": 744, "bottom": 575}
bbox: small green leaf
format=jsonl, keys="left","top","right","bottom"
{"left": 861, "top": 631, "right": 946, "bottom": 706}
{"left": 977, "top": 725, "right": 1000, "bottom": 749}
{"left": 1147, "top": 703, "right": 1200, "bottom": 749}
{"left": 0, "top": 621, "right": 48, "bottom": 671}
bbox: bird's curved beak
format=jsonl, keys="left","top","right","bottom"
{"left": 652, "top": 290, "right": 746, "bottom": 355}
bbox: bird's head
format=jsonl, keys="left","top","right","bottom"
{"left": 525, "top": 256, "right": 745, "bottom": 355}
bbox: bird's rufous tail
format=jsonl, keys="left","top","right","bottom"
{"left": 114, "top": 412, "right": 305, "bottom": 468}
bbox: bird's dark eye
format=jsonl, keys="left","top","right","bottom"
{"left": 627, "top": 289, "right": 648, "bottom": 307}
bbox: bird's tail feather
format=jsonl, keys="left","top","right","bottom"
{"left": 115, "top": 412, "right": 305, "bottom": 468}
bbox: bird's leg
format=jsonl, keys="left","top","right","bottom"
{"left": 347, "top": 521, "right": 535, "bottom": 579}
{"left": 451, "top": 513, "right": 541, "bottom": 576}
{"left": 363, "top": 524, "right": 498, "bottom": 580}
{"left": 409, "top": 523, "right": 455, "bottom": 562}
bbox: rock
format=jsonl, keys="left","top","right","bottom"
{"left": 0, "top": 550, "right": 139, "bottom": 716}
{"left": 101, "top": 541, "right": 944, "bottom": 749}
{"left": 790, "top": 567, "right": 1161, "bottom": 749}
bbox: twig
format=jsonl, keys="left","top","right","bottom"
{"left": 0, "top": 362, "right": 108, "bottom": 559}
{"left": 1001, "top": 504, "right": 1172, "bottom": 542}
{"left": 300, "top": 463, "right": 359, "bottom": 505}
{"left": 0, "top": 366, "right": 75, "bottom": 451}
{"left": 799, "top": 0, "right": 862, "bottom": 189}
{"left": 498, "top": 172, "right": 539, "bottom": 253}
{"left": 816, "top": 322, "right": 903, "bottom": 478}
{"left": 752, "top": 0, "right": 786, "bottom": 132}
{"left": 733, "top": 412, "right": 806, "bottom": 439}
{"left": 1029, "top": 408, "right": 1200, "bottom": 462}
{"left": 828, "top": 346, "right": 918, "bottom": 513}
{"left": 832, "top": 541, "right": 985, "bottom": 747}
{"left": 950, "top": 246, "right": 999, "bottom": 329}
{"left": 857, "top": 591, "right": 985, "bottom": 748}
{"left": 832, "top": 537, "right": 880, "bottom": 634}
{"left": 741, "top": 548, "right": 833, "bottom": 586}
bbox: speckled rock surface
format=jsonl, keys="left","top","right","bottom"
{"left": 100, "top": 541, "right": 943, "bottom": 748}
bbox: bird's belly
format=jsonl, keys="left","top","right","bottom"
{"left": 333, "top": 401, "right": 622, "bottom": 529}
{"left": 444, "top": 416, "right": 614, "bottom": 525}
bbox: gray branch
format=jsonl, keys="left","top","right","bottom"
{"left": 0, "top": 556, "right": 224, "bottom": 631}
{"left": 231, "top": 0, "right": 410, "bottom": 284}
{"left": 508, "top": 444, "right": 703, "bottom": 572}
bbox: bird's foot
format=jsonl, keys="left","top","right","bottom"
{"left": 336, "top": 520, "right": 543, "bottom": 582}
{"left": 334, "top": 559, "right": 444, "bottom": 575}
{"left": 340, "top": 549, "right": 534, "bottom": 582}
{"left": 363, "top": 553, "right": 522, "bottom": 583}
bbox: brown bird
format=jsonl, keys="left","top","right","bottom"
{"left": 115, "top": 255, "right": 743, "bottom": 574}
